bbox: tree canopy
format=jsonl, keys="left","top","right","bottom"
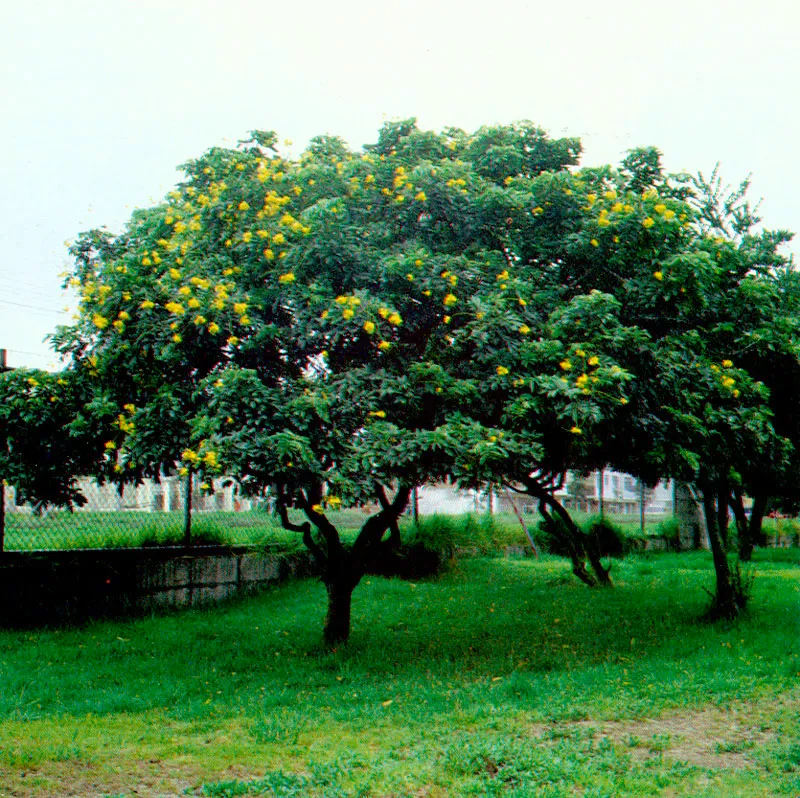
{"left": 10, "top": 117, "right": 791, "bottom": 637}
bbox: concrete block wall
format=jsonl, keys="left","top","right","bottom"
{"left": 0, "top": 546, "right": 315, "bottom": 626}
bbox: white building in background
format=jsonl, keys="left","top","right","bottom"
{"left": 4, "top": 475, "right": 258, "bottom": 515}
{"left": 4, "top": 470, "right": 672, "bottom": 518}
{"left": 412, "top": 471, "right": 673, "bottom": 517}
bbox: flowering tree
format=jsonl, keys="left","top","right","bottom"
{"left": 57, "top": 120, "right": 585, "bottom": 642}
{"left": 57, "top": 120, "right": 795, "bottom": 630}
{"left": 0, "top": 368, "right": 107, "bottom": 514}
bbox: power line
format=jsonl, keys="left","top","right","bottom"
{"left": 0, "top": 299, "right": 67, "bottom": 315}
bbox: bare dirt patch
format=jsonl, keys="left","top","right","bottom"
{"left": 531, "top": 702, "right": 781, "bottom": 771}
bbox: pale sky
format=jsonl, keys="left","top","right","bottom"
{"left": 2, "top": 0, "right": 798, "bottom": 369}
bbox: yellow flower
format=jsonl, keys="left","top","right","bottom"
{"left": 112, "top": 320, "right": 124, "bottom": 331}
{"left": 497, "top": 270, "right": 510, "bottom": 281}
{"left": 518, "top": 298, "right": 527, "bottom": 307}
{"left": 194, "top": 315, "right": 207, "bottom": 325}
{"left": 587, "top": 356, "right": 599, "bottom": 367}
{"left": 443, "top": 315, "right": 451, "bottom": 324}
{"left": 181, "top": 449, "right": 199, "bottom": 463}
{"left": 611, "top": 202, "right": 623, "bottom": 213}
{"left": 576, "top": 374, "right": 589, "bottom": 387}
{"left": 238, "top": 201, "right": 250, "bottom": 211}
{"left": 642, "top": 217, "right": 655, "bottom": 229}
{"left": 227, "top": 336, "right": 240, "bottom": 346}
{"left": 415, "top": 191, "right": 427, "bottom": 201}
{"left": 104, "top": 440, "right": 116, "bottom": 450}
{"left": 722, "top": 376, "right": 736, "bottom": 388}
{"left": 369, "top": 410, "right": 387, "bottom": 418}
{"left": 422, "top": 290, "right": 431, "bottom": 297}
{"left": 570, "top": 426, "right": 582, "bottom": 435}
{"left": 364, "top": 320, "right": 376, "bottom": 334}
{"left": 443, "top": 293, "right": 457, "bottom": 307}
{"left": 272, "top": 232, "right": 286, "bottom": 245}
{"left": 27, "top": 377, "right": 39, "bottom": 387}
{"left": 169, "top": 268, "right": 182, "bottom": 280}
{"left": 733, "top": 389, "right": 740, "bottom": 398}
{"left": 263, "top": 249, "right": 275, "bottom": 260}
{"left": 663, "top": 209, "right": 676, "bottom": 220}
{"left": 378, "top": 340, "right": 391, "bottom": 351}
{"left": 387, "top": 312, "right": 402, "bottom": 326}
{"left": 619, "top": 397, "right": 629, "bottom": 405}
{"left": 590, "top": 239, "right": 599, "bottom": 247}
{"left": 179, "top": 467, "right": 189, "bottom": 477}
{"left": 406, "top": 273, "right": 415, "bottom": 281}
{"left": 165, "top": 301, "right": 185, "bottom": 315}
{"left": 206, "top": 322, "right": 220, "bottom": 335}
{"left": 518, "top": 325, "right": 530, "bottom": 335}
{"left": 141, "top": 256, "right": 152, "bottom": 266}
{"left": 278, "top": 272, "right": 295, "bottom": 284}
{"left": 604, "top": 190, "right": 617, "bottom": 200}
{"left": 559, "top": 360, "right": 572, "bottom": 371}
{"left": 233, "top": 302, "right": 248, "bottom": 315}
{"left": 654, "top": 203, "right": 667, "bottom": 215}
{"left": 172, "top": 333, "right": 182, "bottom": 343}
{"left": 653, "top": 271, "right": 664, "bottom": 281}
{"left": 239, "top": 315, "right": 251, "bottom": 325}
{"left": 722, "top": 359, "right": 733, "bottom": 368}
{"left": 342, "top": 309, "right": 355, "bottom": 320}
{"left": 187, "top": 297, "right": 201, "bottom": 309}
{"left": 93, "top": 313, "right": 109, "bottom": 329}
{"left": 496, "top": 366, "right": 510, "bottom": 376}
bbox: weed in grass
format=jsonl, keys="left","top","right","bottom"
{"left": 250, "top": 709, "right": 308, "bottom": 744}
{"left": 647, "top": 733, "right": 672, "bottom": 753}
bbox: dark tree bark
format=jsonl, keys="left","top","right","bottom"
{"left": 322, "top": 561, "right": 360, "bottom": 646}
{"left": 716, "top": 477, "right": 730, "bottom": 549}
{"left": 700, "top": 482, "right": 739, "bottom": 619}
{"left": 526, "top": 479, "right": 611, "bottom": 587}
{"left": 729, "top": 487, "right": 749, "bottom": 559}
{"left": 278, "top": 483, "right": 411, "bottom": 646}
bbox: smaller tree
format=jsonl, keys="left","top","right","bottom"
{"left": 0, "top": 368, "right": 109, "bottom": 522}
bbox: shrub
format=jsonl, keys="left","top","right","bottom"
{"left": 586, "top": 516, "right": 628, "bottom": 558}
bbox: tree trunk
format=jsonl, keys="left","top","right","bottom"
{"left": 748, "top": 493, "right": 768, "bottom": 549}
{"left": 716, "top": 479, "right": 730, "bottom": 549}
{"left": 729, "top": 488, "right": 749, "bottom": 560}
{"left": 533, "top": 486, "right": 611, "bottom": 587}
{"left": 323, "top": 576, "right": 356, "bottom": 647}
{"left": 701, "top": 485, "right": 739, "bottom": 619}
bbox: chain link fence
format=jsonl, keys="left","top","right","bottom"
{"left": 0, "top": 475, "right": 298, "bottom": 552}
{"left": 2, "top": 473, "right": 682, "bottom": 553}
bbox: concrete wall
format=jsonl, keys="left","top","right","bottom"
{"left": 0, "top": 546, "right": 316, "bottom": 626}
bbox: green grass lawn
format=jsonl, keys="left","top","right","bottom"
{"left": 1, "top": 551, "right": 799, "bottom": 796}
{"left": 3, "top": 507, "right": 673, "bottom": 553}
